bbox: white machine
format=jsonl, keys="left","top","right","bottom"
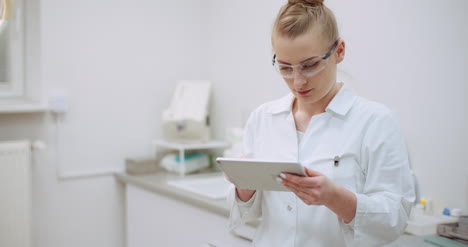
{"left": 162, "top": 80, "right": 211, "bottom": 143}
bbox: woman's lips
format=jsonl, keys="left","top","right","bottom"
{"left": 297, "top": 89, "right": 313, "bottom": 96}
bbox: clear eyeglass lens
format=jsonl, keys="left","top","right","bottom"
{"left": 301, "top": 59, "right": 325, "bottom": 75}
{"left": 277, "top": 64, "right": 293, "bottom": 76}
{"left": 276, "top": 58, "right": 327, "bottom": 78}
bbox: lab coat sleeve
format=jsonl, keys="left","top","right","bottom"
{"left": 340, "top": 108, "right": 416, "bottom": 247}
{"left": 227, "top": 185, "right": 263, "bottom": 230}
{"left": 227, "top": 111, "right": 263, "bottom": 230}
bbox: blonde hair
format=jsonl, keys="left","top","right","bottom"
{"left": 273, "top": 0, "right": 339, "bottom": 43}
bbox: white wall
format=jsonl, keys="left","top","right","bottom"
{"left": 206, "top": 0, "right": 468, "bottom": 214}
{"left": 326, "top": 0, "right": 468, "bottom": 214}
{"left": 0, "top": 1, "right": 466, "bottom": 247}
{"left": 2, "top": 0, "right": 207, "bottom": 247}
{"left": 203, "top": 0, "right": 287, "bottom": 134}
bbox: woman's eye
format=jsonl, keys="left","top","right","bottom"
{"left": 303, "top": 62, "right": 319, "bottom": 69}
{"left": 280, "top": 66, "right": 292, "bottom": 71}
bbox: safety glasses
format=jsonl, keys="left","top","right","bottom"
{"left": 272, "top": 40, "right": 339, "bottom": 78}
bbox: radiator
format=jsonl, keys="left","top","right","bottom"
{"left": 0, "top": 140, "right": 32, "bottom": 247}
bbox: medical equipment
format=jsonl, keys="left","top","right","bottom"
{"left": 436, "top": 216, "right": 468, "bottom": 244}
{"left": 125, "top": 158, "right": 159, "bottom": 175}
{"left": 162, "top": 80, "right": 211, "bottom": 143}
{"left": 160, "top": 152, "right": 210, "bottom": 174}
{"left": 153, "top": 139, "right": 230, "bottom": 176}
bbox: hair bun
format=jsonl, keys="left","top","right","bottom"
{"left": 288, "top": 0, "right": 324, "bottom": 7}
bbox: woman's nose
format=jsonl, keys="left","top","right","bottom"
{"left": 293, "top": 70, "right": 307, "bottom": 87}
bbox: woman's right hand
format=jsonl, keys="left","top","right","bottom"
{"left": 223, "top": 155, "right": 256, "bottom": 202}
{"left": 224, "top": 172, "right": 256, "bottom": 202}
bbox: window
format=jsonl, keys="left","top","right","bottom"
{"left": 0, "top": 0, "right": 25, "bottom": 98}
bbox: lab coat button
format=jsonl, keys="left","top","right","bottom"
{"left": 287, "top": 205, "right": 292, "bottom": 211}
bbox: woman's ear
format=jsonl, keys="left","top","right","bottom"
{"left": 335, "top": 40, "right": 345, "bottom": 64}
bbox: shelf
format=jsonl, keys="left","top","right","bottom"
{"left": 0, "top": 100, "right": 48, "bottom": 114}
{"left": 153, "top": 139, "right": 230, "bottom": 176}
{"left": 153, "top": 140, "right": 230, "bottom": 151}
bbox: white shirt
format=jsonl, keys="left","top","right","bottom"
{"left": 227, "top": 86, "right": 416, "bottom": 247}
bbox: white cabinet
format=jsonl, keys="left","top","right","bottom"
{"left": 123, "top": 174, "right": 432, "bottom": 247}
{"left": 126, "top": 184, "right": 252, "bottom": 247}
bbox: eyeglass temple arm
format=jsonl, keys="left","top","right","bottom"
{"left": 272, "top": 40, "right": 339, "bottom": 66}
{"left": 323, "top": 40, "right": 339, "bottom": 60}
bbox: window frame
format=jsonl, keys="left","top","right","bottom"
{"left": 0, "top": 0, "right": 25, "bottom": 98}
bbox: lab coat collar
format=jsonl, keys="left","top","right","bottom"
{"left": 325, "top": 86, "right": 357, "bottom": 117}
{"left": 268, "top": 85, "right": 356, "bottom": 118}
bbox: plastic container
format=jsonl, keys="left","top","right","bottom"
{"left": 451, "top": 209, "right": 463, "bottom": 217}
{"left": 410, "top": 203, "right": 425, "bottom": 220}
{"left": 406, "top": 214, "right": 458, "bottom": 236}
{"left": 425, "top": 199, "right": 433, "bottom": 215}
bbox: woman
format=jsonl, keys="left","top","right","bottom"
{"left": 227, "top": 0, "right": 416, "bottom": 246}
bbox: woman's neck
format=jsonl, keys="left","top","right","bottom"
{"left": 294, "top": 82, "right": 343, "bottom": 117}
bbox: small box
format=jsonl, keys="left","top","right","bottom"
{"left": 437, "top": 222, "right": 468, "bottom": 242}
{"left": 459, "top": 216, "right": 468, "bottom": 229}
{"left": 125, "top": 158, "right": 159, "bottom": 175}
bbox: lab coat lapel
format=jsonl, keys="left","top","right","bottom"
{"left": 259, "top": 112, "right": 298, "bottom": 162}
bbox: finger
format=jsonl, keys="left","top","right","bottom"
{"left": 288, "top": 186, "right": 305, "bottom": 198}
{"left": 280, "top": 173, "right": 307, "bottom": 185}
{"left": 283, "top": 179, "right": 321, "bottom": 199}
{"left": 305, "top": 167, "right": 323, "bottom": 177}
{"left": 282, "top": 179, "right": 300, "bottom": 191}
{"left": 281, "top": 174, "right": 320, "bottom": 188}
{"left": 288, "top": 186, "right": 317, "bottom": 205}
{"left": 282, "top": 178, "right": 314, "bottom": 193}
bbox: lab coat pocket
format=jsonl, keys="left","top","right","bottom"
{"left": 331, "top": 156, "right": 358, "bottom": 193}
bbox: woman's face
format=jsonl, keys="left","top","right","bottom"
{"left": 272, "top": 27, "right": 345, "bottom": 106}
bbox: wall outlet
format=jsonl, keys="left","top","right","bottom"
{"left": 48, "top": 91, "right": 69, "bottom": 113}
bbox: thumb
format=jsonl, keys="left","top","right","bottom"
{"left": 305, "top": 167, "right": 322, "bottom": 177}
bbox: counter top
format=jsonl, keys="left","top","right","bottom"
{"left": 115, "top": 171, "right": 231, "bottom": 218}
{"left": 116, "top": 171, "right": 438, "bottom": 247}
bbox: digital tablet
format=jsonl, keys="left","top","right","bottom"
{"left": 215, "top": 157, "right": 307, "bottom": 191}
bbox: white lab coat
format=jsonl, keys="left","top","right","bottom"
{"left": 227, "top": 86, "right": 416, "bottom": 247}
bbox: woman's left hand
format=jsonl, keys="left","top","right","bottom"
{"left": 279, "top": 167, "right": 338, "bottom": 206}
